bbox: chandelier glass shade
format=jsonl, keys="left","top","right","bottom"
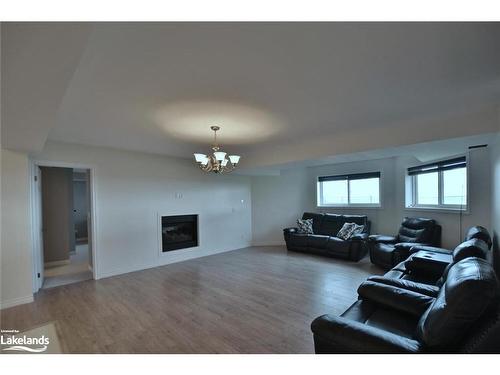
{"left": 193, "top": 126, "right": 241, "bottom": 173}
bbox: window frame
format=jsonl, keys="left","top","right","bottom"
{"left": 317, "top": 171, "right": 382, "bottom": 208}
{"left": 407, "top": 155, "right": 468, "bottom": 212}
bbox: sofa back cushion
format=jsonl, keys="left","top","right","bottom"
{"left": 317, "top": 214, "right": 368, "bottom": 237}
{"left": 436, "top": 239, "right": 491, "bottom": 287}
{"left": 302, "top": 212, "right": 324, "bottom": 234}
{"left": 465, "top": 226, "right": 492, "bottom": 249}
{"left": 317, "top": 214, "right": 343, "bottom": 236}
{"left": 343, "top": 215, "right": 369, "bottom": 230}
{"left": 452, "top": 238, "right": 489, "bottom": 263}
{"left": 416, "top": 258, "right": 499, "bottom": 348}
{"left": 398, "top": 217, "right": 436, "bottom": 243}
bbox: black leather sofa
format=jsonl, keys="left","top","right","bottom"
{"left": 311, "top": 257, "right": 500, "bottom": 353}
{"left": 283, "top": 212, "right": 370, "bottom": 261}
{"left": 383, "top": 226, "right": 492, "bottom": 285}
{"left": 311, "top": 226, "right": 500, "bottom": 353}
{"left": 368, "top": 217, "right": 442, "bottom": 270}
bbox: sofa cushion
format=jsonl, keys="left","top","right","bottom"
{"left": 302, "top": 212, "right": 324, "bottom": 234}
{"left": 416, "top": 258, "right": 499, "bottom": 347}
{"left": 464, "top": 226, "right": 492, "bottom": 249}
{"left": 308, "top": 235, "right": 330, "bottom": 249}
{"left": 325, "top": 237, "right": 351, "bottom": 256}
{"left": 452, "top": 238, "right": 489, "bottom": 262}
{"left": 343, "top": 215, "right": 368, "bottom": 228}
{"left": 341, "top": 300, "right": 418, "bottom": 339}
{"left": 317, "top": 214, "right": 343, "bottom": 236}
{"left": 398, "top": 217, "right": 436, "bottom": 243}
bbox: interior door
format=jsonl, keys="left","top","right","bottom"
{"left": 86, "top": 169, "right": 94, "bottom": 275}
{"left": 36, "top": 166, "right": 44, "bottom": 290}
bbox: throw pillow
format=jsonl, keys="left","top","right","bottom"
{"left": 297, "top": 218, "right": 314, "bottom": 234}
{"left": 337, "top": 222, "right": 356, "bottom": 240}
{"left": 350, "top": 224, "right": 365, "bottom": 237}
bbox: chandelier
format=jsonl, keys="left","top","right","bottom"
{"left": 193, "top": 126, "right": 241, "bottom": 173}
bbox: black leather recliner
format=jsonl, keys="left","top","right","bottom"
{"left": 284, "top": 212, "right": 370, "bottom": 261}
{"left": 368, "top": 217, "right": 441, "bottom": 269}
{"left": 311, "top": 257, "right": 500, "bottom": 353}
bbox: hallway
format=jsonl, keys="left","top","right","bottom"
{"left": 43, "top": 244, "right": 92, "bottom": 289}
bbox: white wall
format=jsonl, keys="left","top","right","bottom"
{"left": 0, "top": 149, "right": 33, "bottom": 309}
{"left": 252, "top": 147, "right": 492, "bottom": 250}
{"left": 491, "top": 133, "right": 500, "bottom": 274}
{"left": 251, "top": 169, "right": 310, "bottom": 246}
{"left": 30, "top": 141, "right": 252, "bottom": 279}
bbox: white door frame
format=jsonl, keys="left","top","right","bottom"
{"left": 29, "top": 159, "right": 99, "bottom": 292}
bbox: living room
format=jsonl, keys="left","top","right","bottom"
{"left": 1, "top": 2, "right": 500, "bottom": 372}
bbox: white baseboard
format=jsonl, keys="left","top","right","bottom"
{"left": 252, "top": 241, "right": 286, "bottom": 247}
{"left": 44, "top": 259, "right": 70, "bottom": 267}
{"left": 97, "top": 244, "right": 251, "bottom": 280}
{"left": 0, "top": 295, "right": 34, "bottom": 310}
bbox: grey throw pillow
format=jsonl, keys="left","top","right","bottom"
{"left": 297, "top": 218, "right": 314, "bottom": 234}
{"left": 337, "top": 222, "right": 364, "bottom": 240}
{"left": 350, "top": 224, "right": 365, "bottom": 237}
{"left": 337, "top": 222, "right": 356, "bottom": 240}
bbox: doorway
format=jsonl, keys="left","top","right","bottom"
{"left": 31, "top": 162, "right": 97, "bottom": 291}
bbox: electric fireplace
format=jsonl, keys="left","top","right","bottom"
{"left": 161, "top": 214, "right": 198, "bottom": 252}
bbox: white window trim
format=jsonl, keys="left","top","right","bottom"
{"left": 316, "top": 171, "right": 383, "bottom": 209}
{"left": 405, "top": 153, "right": 469, "bottom": 213}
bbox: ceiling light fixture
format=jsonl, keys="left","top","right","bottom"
{"left": 193, "top": 126, "right": 241, "bottom": 173}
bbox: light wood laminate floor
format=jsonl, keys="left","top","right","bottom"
{"left": 0, "top": 246, "right": 382, "bottom": 353}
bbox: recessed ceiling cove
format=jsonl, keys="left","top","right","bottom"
{"left": 153, "top": 99, "right": 285, "bottom": 145}
{"left": 2, "top": 22, "right": 500, "bottom": 168}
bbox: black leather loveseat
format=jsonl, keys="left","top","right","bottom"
{"left": 284, "top": 212, "right": 370, "bottom": 261}
{"left": 368, "top": 217, "right": 442, "bottom": 269}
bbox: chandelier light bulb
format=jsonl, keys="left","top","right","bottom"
{"left": 193, "top": 126, "right": 241, "bottom": 174}
{"left": 228, "top": 155, "right": 240, "bottom": 165}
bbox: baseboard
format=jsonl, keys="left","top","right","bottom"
{"left": 252, "top": 240, "right": 286, "bottom": 247}
{"left": 0, "top": 295, "right": 34, "bottom": 310}
{"left": 44, "top": 259, "right": 70, "bottom": 267}
{"left": 97, "top": 244, "right": 251, "bottom": 280}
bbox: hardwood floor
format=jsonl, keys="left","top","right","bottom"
{"left": 0, "top": 246, "right": 382, "bottom": 353}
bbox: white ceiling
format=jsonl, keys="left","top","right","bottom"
{"left": 2, "top": 22, "right": 500, "bottom": 169}
{"left": 237, "top": 132, "right": 496, "bottom": 175}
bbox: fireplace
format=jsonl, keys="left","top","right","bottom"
{"left": 161, "top": 214, "right": 198, "bottom": 252}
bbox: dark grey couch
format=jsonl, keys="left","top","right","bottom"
{"left": 283, "top": 212, "right": 370, "bottom": 262}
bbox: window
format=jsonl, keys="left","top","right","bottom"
{"left": 317, "top": 172, "right": 381, "bottom": 207}
{"left": 407, "top": 156, "right": 467, "bottom": 210}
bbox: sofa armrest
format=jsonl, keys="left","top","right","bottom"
{"left": 368, "top": 234, "right": 397, "bottom": 244}
{"left": 311, "top": 314, "right": 421, "bottom": 353}
{"left": 351, "top": 233, "right": 368, "bottom": 241}
{"left": 357, "top": 280, "right": 435, "bottom": 317}
{"left": 408, "top": 244, "right": 451, "bottom": 255}
{"left": 394, "top": 242, "right": 434, "bottom": 263}
{"left": 367, "top": 276, "right": 439, "bottom": 298}
{"left": 283, "top": 227, "right": 298, "bottom": 235}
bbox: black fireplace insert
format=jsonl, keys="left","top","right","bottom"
{"left": 161, "top": 214, "right": 198, "bottom": 252}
